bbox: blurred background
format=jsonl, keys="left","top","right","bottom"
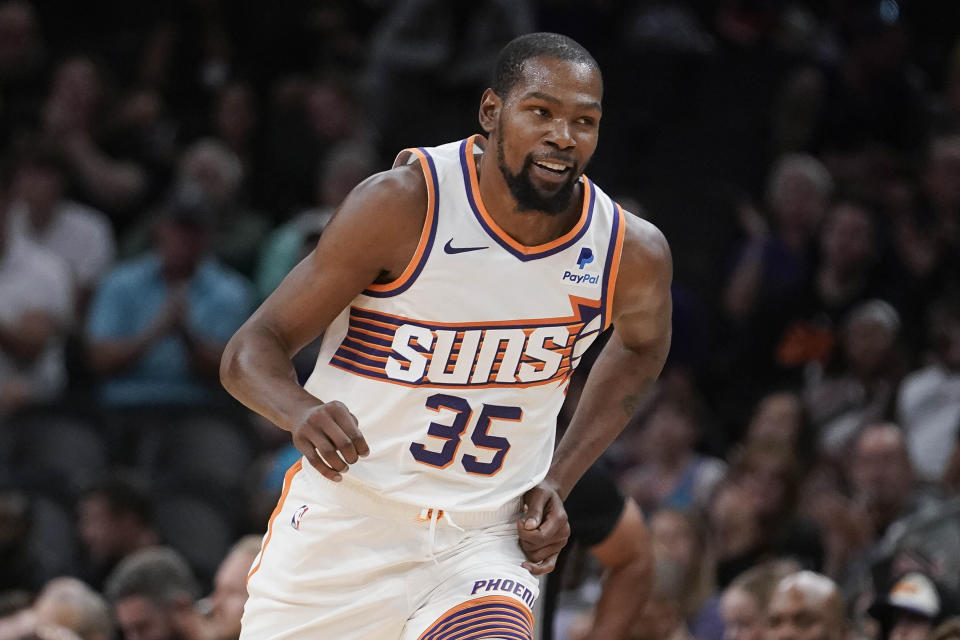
{"left": 1, "top": 0, "right": 960, "bottom": 639}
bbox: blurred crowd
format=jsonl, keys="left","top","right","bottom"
{"left": 1, "top": 1, "right": 959, "bottom": 640}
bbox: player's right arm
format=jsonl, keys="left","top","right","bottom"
{"left": 220, "top": 163, "right": 428, "bottom": 482}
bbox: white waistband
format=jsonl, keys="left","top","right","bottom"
{"left": 299, "top": 460, "right": 523, "bottom": 528}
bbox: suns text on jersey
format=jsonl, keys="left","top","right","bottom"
{"left": 329, "top": 300, "right": 603, "bottom": 389}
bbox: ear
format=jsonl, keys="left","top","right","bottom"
{"left": 478, "top": 89, "right": 501, "bottom": 135}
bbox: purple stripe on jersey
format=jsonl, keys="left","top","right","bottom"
{"left": 363, "top": 148, "right": 440, "bottom": 298}
{"left": 349, "top": 319, "right": 394, "bottom": 337}
{"left": 350, "top": 307, "right": 404, "bottom": 324}
{"left": 341, "top": 337, "right": 395, "bottom": 358}
{"left": 459, "top": 139, "right": 595, "bottom": 262}
{"left": 345, "top": 329, "right": 392, "bottom": 348}
{"left": 599, "top": 199, "right": 623, "bottom": 330}
{"left": 348, "top": 306, "right": 595, "bottom": 334}
{"left": 331, "top": 349, "right": 387, "bottom": 370}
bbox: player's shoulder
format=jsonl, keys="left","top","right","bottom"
{"left": 618, "top": 206, "right": 671, "bottom": 275}
{"left": 345, "top": 162, "right": 428, "bottom": 215}
{"left": 325, "top": 162, "right": 428, "bottom": 240}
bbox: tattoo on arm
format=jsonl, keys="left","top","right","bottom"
{"left": 621, "top": 378, "right": 658, "bottom": 418}
{"left": 622, "top": 392, "right": 645, "bottom": 417}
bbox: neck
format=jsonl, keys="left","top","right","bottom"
{"left": 476, "top": 139, "right": 583, "bottom": 246}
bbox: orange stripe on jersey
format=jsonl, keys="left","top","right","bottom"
{"left": 345, "top": 334, "right": 394, "bottom": 352}
{"left": 339, "top": 344, "right": 389, "bottom": 363}
{"left": 247, "top": 459, "right": 302, "bottom": 582}
{"left": 604, "top": 204, "right": 627, "bottom": 330}
{"left": 464, "top": 135, "right": 592, "bottom": 256}
{"left": 366, "top": 148, "right": 436, "bottom": 293}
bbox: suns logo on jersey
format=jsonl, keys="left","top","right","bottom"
{"left": 329, "top": 296, "right": 603, "bottom": 389}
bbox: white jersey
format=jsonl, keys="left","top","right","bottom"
{"left": 303, "top": 135, "right": 626, "bottom": 511}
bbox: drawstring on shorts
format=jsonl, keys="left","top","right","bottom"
{"left": 419, "top": 508, "right": 465, "bottom": 562}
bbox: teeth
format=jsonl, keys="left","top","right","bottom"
{"left": 537, "top": 161, "right": 568, "bottom": 171}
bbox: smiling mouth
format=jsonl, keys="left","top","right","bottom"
{"left": 533, "top": 159, "right": 572, "bottom": 175}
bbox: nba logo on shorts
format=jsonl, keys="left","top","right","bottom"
{"left": 291, "top": 505, "right": 309, "bottom": 530}
{"left": 576, "top": 247, "right": 594, "bottom": 270}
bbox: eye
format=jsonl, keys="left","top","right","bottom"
{"left": 532, "top": 107, "right": 550, "bottom": 118}
{"left": 575, "top": 116, "right": 596, "bottom": 126}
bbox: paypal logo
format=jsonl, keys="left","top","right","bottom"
{"left": 576, "top": 247, "right": 594, "bottom": 270}
{"left": 562, "top": 270, "right": 599, "bottom": 285}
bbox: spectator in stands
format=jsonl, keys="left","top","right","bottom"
{"left": 40, "top": 55, "right": 148, "bottom": 216}
{"left": 720, "top": 560, "right": 799, "bottom": 640}
{"left": 868, "top": 572, "right": 948, "bottom": 640}
{"left": 121, "top": 139, "right": 270, "bottom": 277}
{"left": 723, "top": 154, "right": 832, "bottom": 324}
{"left": 77, "top": 474, "right": 159, "bottom": 591}
{"left": 619, "top": 393, "right": 726, "bottom": 514}
{"left": 9, "top": 141, "right": 115, "bottom": 308}
{"left": 32, "top": 577, "right": 114, "bottom": 640}
{"left": 741, "top": 198, "right": 887, "bottom": 390}
{"left": 198, "top": 536, "right": 261, "bottom": 640}
{"left": 797, "top": 465, "right": 872, "bottom": 580}
{"left": 804, "top": 300, "right": 907, "bottom": 457}
{"left": 210, "top": 82, "right": 259, "bottom": 191}
{"left": 0, "top": 0, "right": 47, "bottom": 143}
{"left": 846, "top": 423, "right": 941, "bottom": 541}
{"left": 765, "top": 571, "right": 846, "bottom": 640}
{"left": 742, "top": 390, "right": 813, "bottom": 462}
{"left": 86, "top": 192, "right": 254, "bottom": 409}
{"left": 255, "top": 140, "right": 376, "bottom": 301}
{"left": 717, "top": 443, "right": 824, "bottom": 587}
{"left": 627, "top": 554, "right": 693, "bottom": 640}
{"left": 103, "top": 547, "right": 201, "bottom": 640}
{"left": 649, "top": 509, "right": 721, "bottom": 640}
{"left": 0, "top": 150, "right": 74, "bottom": 416}
{"left": 898, "top": 291, "right": 960, "bottom": 481}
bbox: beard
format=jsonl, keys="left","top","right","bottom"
{"left": 496, "top": 132, "right": 579, "bottom": 217}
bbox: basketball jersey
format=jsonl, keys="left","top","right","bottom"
{"left": 303, "top": 135, "right": 626, "bottom": 511}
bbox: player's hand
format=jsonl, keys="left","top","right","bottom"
{"left": 518, "top": 480, "right": 570, "bottom": 575}
{"left": 291, "top": 401, "right": 369, "bottom": 482}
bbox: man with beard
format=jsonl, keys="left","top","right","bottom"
{"left": 220, "top": 32, "right": 672, "bottom": 640}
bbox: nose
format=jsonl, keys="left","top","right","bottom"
{"left": 544, "top": 118, "right": 575, "bottom": 150}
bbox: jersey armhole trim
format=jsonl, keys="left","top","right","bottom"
{"left": 602, "top": 203, "right": 627, "bottom": 330}
{"left": 363, "top": 148, "right": 439, "bottom": 297}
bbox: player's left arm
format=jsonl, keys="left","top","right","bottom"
{"left": 518, "top": 215, "right": 671, "bottom": 573}
{"left": 548, "top": 213, "right": 673, "bottom": 499}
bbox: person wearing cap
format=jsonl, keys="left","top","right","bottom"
{"left": 86, "top": 190, "right": 255, "bottom": 410}
{"left": 869, "top": 572, "right": 944, "bottom": 640}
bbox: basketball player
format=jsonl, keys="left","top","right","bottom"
{"left": 220, "top": 32, "right": 672, "bottom": 639}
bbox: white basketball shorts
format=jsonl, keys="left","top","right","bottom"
{"left": 241, "top": 459, "right": 540, "bottom": 639}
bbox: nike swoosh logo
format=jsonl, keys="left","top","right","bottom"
{"left": 444, "top": 239, "right": 488, "bottom": 254}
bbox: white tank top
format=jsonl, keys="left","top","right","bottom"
{"left": 303, "top": 135, "right": 626, "bottom": 511}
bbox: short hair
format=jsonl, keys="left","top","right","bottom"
{"left": 36, "top": 577, "right": 115, "bottom": 640}
{"left": 766, "top": 153, "right": 832, "bottom": 208}
{"left": 103, "top": 547, "right": 198, "bottom": 605}
{"left": 491, "top": 32, "right": 601, "bottom": 98}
